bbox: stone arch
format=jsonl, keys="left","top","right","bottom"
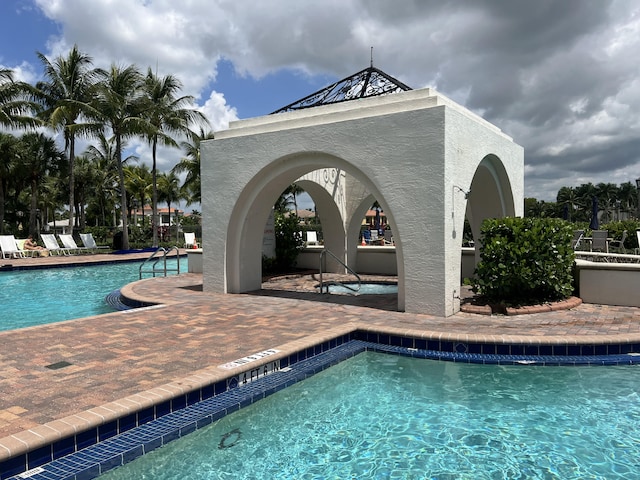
{"left": 221, "top": 152, "right": 405, "bottom": 303}
{"left": 467, "top": 154, "right": 519, "bottom": 250}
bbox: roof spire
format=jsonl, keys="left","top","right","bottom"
{"left": 370, "top": 46, "right": 374, "bottom": 68}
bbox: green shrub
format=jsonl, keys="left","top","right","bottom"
{"left": 471, "top": 217, "right": 575, "bottom": 307}
{"left": 268, "top": 211, "right": 304, "bottom": 272}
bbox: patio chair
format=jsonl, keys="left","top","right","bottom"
{"left": 184, "top": 231, "right": 198, "bottom": 248}
{"left": 384, "top": 230, "right": 394, "bottom": 245}
{"left": 590, "top": 230, "right": 609, "bottom": 253}
{"left": 79, "top": 233, "right": 109, "bottom": 253}
{"left": 0, "top": 235, "right": 26, "bottom": 259}
{"left": 608, "top": 230, "right": 627, "bottom": 254}
{"left": 306, "top": 231, "right": 318, "bottom": 246}
{"left": 571, "top": 230, "right": 584, "bottom": 250}
{"left": 59, "top": 234, "right": 90, "bottom": 254}
{"left": 41, "top": 233, "right": 72, "bottom": 256}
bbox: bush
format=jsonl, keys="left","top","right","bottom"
{"left": 471, "top": 217, "right": 575, "bottom": 307}
{"left": 263, "top": 211, "right": 304, "bottom": 273}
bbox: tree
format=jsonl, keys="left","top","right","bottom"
{"left": 0, "top": 68, "right": 38, "bottom": 130}
{"left": 93, "top": 64, "right": 148, "bottom": 250}
{"left": 84, "top": 132, "right": 123, "bottom": 227}
{"left": 556, "top": 186, "right": 579, "bottom": 222}
{"left": 142, "top": 69, "right": 209, "bottom": 247}
{"left": 0, "top": 133, "right": 21, "bottom": 233}
{"left": 19, "top": 132, "right": 64, "bottom": 235}
{"left": 172, "top": 127, "right": 214, "bottom": 204}
{"left": 157, "top": 171, "right": 183, "bottom": 241}
{"left": 34, "top": 45, "right": 101, "bottom": 232}
{"left": 124, "top": 164, "right": 152, "bottom": 227}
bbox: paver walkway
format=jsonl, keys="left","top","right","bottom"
{"left": 1, "top": 253, "right": 640, "bottom": 460}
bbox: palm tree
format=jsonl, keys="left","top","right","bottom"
{"left": 142, "top": 69, "right": 209, "bottom": 247}
{"left": 19, "top": 132, "right": 64, "bottom": 235}
{"left": 618, "top": 181, "right": 637, "bottom": 219}
{"left": 93, "top": 64, "right": 149, "bottom": 250}
{"left": 172, "top": 127, "right": 215, "bottom": 204}
{"left": 34, "top": 45, "right": 101, "bottom": 232}
{"left": 556, "top": 186, "right": 579, "bottom": 222}
{"left": 0, "top": 133, "right": 20, "bottom": 233}
{"left": 84, "top": 132, "right": 124, "bottom": 227}
{"left": 595, "top": 182, "right": 619, "bottom": 224}
{"left": 124, "top": 164, "right": 152, "bottom": 227}
{"left": 0, "top": 68, "right": 39, "bottom": 129}
{"left": 157, "top": 171, "right": 183, "bottom": 241}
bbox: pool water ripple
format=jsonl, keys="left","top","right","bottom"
{"left": 0, "top": 259, "right": 179, "bottom": 331}
{"left": 100, "top": 352, "right": 640, "bottom": 479}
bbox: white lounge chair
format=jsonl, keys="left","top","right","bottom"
{"left": 59, "top": 234, "right": 90, "bottom": 254}
{"left": 184, "top": 232, "right": 198, "bottom": 248}
{"left": 41, "top": 233, "right": 72, "bottom": 256}
{"left": 0, "top": 235, "right": 26, "bottom": 259}
{"left": 79, "top": 233, "right": 109, "bottom": 253}
{"left": 636, "top": 229, "right": 640, "bottom": 255}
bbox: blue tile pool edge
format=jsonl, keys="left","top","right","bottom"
{"left": 4, "top": 332, "right": 640, "bottom": 480}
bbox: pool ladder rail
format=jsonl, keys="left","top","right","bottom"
{"left": 139, "top": 246, "right": 181, "bottom": 279}
{"left": 319, "top": 248, "right": 361, "bottom": 294}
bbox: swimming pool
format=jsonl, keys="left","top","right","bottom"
{"left": 322, "top": 281, "right": 398, "bottom": 295}
{"left": 99, "top": 351, "right": 640, "bottom": 479}
{"left": 0, "top": 259, "right": 179, "bottom": 331}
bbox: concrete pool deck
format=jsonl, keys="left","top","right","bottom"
{"left": 1, "top": 252, "right": 640, "bottom": 464}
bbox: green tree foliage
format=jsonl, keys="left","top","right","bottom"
{"left": 472, "top": 217, "right": 575, "bottom": 308}
{"left": 270, "top": 211, "right": 304, "bottom": 272}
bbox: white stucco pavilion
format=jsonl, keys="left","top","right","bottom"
{"left": 201, "top": 81, "right": 523, "bottom": 317}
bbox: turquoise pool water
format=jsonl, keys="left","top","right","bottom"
{"left": 323, "top": 282, "right": 398, "bottom": 295}
{"left": 0, "top": 259, "right": 179, "bottom": 331}
{"left": 100, "top": 351, "right": 640, "bottom": 479}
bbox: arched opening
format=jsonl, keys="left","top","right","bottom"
{"left": 223, "top": 152, "right": 405, "bottom": 309}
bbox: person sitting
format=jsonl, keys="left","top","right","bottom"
{"left": 23, "top": 235, "right": 49, "bottom": 257}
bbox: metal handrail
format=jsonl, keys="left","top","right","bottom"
{"left": 319, "top": 249, "right": 361, "bottom": 294}
{"left": 139, "top": 246, "right": 181, "bottom": 279}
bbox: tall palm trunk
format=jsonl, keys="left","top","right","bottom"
{"left": 152, "top": 140, "right": 158, "bottom": 247}
{"left": 116, "top": 136, "right": 129, "bottom": 250}
{"left": 68, "top": 135, "right": 75, "bottom": 232}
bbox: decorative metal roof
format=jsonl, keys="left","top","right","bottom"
{"left": 271, "top": 66, "right": 412, "bottom": 114}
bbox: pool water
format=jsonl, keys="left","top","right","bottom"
{"left": 100, "top": 352, "right": 640, "bottom": 479}
{"left": 323, "top": 282, "right": 398, "bottom": 295}
{"left": 0, "top": 259, "right": 179, "bottom": 331}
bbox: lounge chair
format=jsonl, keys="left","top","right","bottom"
{"left": 590, "top": 230, "right": 609, "bottom": 253}
{"left": 306, "top": 231, "right": 318, "bottom": 246}
{"left": 636, "top": 229, "right": 640, "bottom": 255}
{"left": 0, "top": 235, "right": 26, "bottom": 259}
{"left": 41, "top": 233, "right": 72, "bottom": 256}
{"left": 384, "top": 230, "right": 394, "bottom": 245}
{"left": 609, "top": 230, "right": 627, "bottom": 254}
{"left": 79, "top": 233, "right": 109, "bottom": 253}
{"left": 59, "top": 234, "right": 90, "bottom": 254}
{"left": 184, "top": 232, "right": 198, "bottom": 248}
{"left": 571, "top": 230, "right": 584, "bottom": 250}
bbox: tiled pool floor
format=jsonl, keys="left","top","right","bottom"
{"left": 1, "top": 253, "right": 640, "bottom": 471}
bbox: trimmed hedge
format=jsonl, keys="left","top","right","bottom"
{"left": 471, "top": 217, "right": 575, "bottom": 307}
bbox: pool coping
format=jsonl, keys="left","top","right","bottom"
{"left": 3, "top": 326, "right": 640, "bottom": 479}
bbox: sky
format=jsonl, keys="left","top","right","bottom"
{"left": 1, "top": 0, "right": 640, "bottom": 207}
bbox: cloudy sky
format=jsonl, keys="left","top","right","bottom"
{"left": 1, "top": 0, "right": 639, "bottom": 203}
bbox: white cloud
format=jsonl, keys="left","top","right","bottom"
{"left": 21, "top": 0, "right": 640, "bottom": 200}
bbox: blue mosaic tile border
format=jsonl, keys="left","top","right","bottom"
{"left": 4, "top": 332, "right": 640, "bottom": 479}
